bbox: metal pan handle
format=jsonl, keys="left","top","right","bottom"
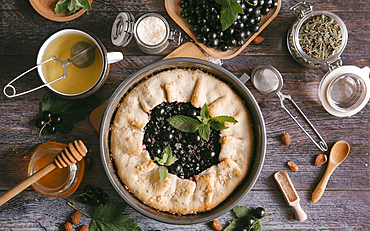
{"left": 3, "top": 57, "right": 66, "bottom": 98}
{"left": 276, "top": 91, "right": 328, "bottom": 152}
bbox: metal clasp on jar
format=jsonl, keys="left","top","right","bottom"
{"left": 290, "top": 1, "right": 313, "bottom": 18}
{"left": 169, "top": 29, "right": 183, "bottom": 46}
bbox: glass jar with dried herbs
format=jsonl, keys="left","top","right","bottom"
{"left": 287, "top": 2, "right": 348, "bottom": 68}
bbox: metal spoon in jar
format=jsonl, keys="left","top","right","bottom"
{"left": 250, "top": 65, "right": 328, "bottom": 152}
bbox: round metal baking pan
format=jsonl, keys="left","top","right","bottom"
{"left": 99, "top": 58, "right": 266, "bottom": 225}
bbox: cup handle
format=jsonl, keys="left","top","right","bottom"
{"left": 107, "top": 52, "right": 123, "bottom": 64}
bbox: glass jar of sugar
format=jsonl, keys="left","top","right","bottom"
{"left": 111, "top": 12, "right": 182, "bottom": 54}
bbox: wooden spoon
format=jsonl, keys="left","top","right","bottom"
{"left": 312, "top": 140, "right": 350, "bottom": 203}
{"left": 0, "top": 140, "right": 87, "bottom": 206}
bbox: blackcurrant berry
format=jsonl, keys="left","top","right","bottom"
{"left": 84, "top": 185, "right": 94, "bottom": 194}
{"left": 94, "top": 187, "right": 103, "bottom": 196}
{"left": 187, "top": 15, "right": 197, "bottom": 25}
{"left": 180, "top": 9, "right": 189, "bottom": 18}
{"left": 196, "top": 34, "right": 207, "bottom": 44}
{"left": 250, "top": 24, "right": 260, "bottom": 33}
{"left": 261, "top": 7, "right": 270, "bottom": 15}
{"left": 219, "top": 42, "right": 229, "bottom": 52}
{"left": 46, "top": 123, "right": 57, "bottom": 134}
{"left": 179, "top": 0, "right": 189, "bottom": 9}
{"left": 207, "top": 39, "right": 219, "bottom": 48}
{"left": 207, "top": 32, "right": 218, "bottom": 41}
{"left": 244, "top": 215, "right": 255, "bottom": 227}
{"left": 255, "top": 207, "right": 265, "bottom": 218}
{"left": 227, "top": 38, "right": 237, "bottom": 47}
{"left": 43, "top": 111, "right": 53, "bottom": 121}
{"left": 35, "top": 118, "right": 46, "bottom": 128}
{"left": 52, "top": 115, "right": 62, "bottom": 125}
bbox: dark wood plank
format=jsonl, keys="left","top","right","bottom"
{"left": 1, "top": 0, "right": 370, "bottom": 230}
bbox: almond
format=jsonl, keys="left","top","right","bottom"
{"left": 281, "top": 133, "right": 290, "bottom": 146}
{"left": 315, "top": 154, "right": 327, "bottom": 166}
{"left": 253, "top": 36, "right": 265, "bottom": 44}
{"left": 71, "top": 210, "right": 81, "bottom": 225}
{"left": 287, "top": 161, "right": 298, "bottom": 172}
{"left": 212, "top": 220, "right": 222, "bottom": 231}
{"left": 64, "top": 222, "right": 72, "bottom": 231}
{"left": 79, "top": 225, "right": 89, "bottom": 231}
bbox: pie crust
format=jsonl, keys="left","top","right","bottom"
{"left": 110, "top": 68, "right": 254, "bottom": 214}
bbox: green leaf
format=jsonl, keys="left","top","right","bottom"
{"left": 200, "top": 103, "right": 210, "bottom": 119}
{"left": 157, "top": 167, "right": 168, "bottom": 182}
{"left": 55, "top": 0, "right": 91, "bottom": 15}
{"left": 41, "top": 93, "right": 103, "bottom": 134}
{"left": 154, "top": 156, "right": 166, "bottom": 166}
{"left": 216, "top": 0, "right": 244, "bottom": 31}
{"left": 165, "top": 155, "right": 178, "bottom": 166}
{"left": 233, "top": 206, "right": 255, "bottom": 218}
{"left": 89, "top": 202, "right": 143, "bottom": 231}
{"left": 167, "top": 115, "right": 201, "bottom": 132}
{"left": 198, "top": 124, "right": 210, "bottom": 141}
{"left": 209, "top": 116, "right": 238, "bottom": 131}
{"left": 55, "top": 0, "right": 70, "bottom": 14}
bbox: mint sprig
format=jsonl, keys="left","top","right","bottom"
{"left": 216, "top": 0, "right": 244, "bottom": 31}
{"left": 154, "top": 145, "right": 178, "bottom": 181}
{"left": 167, "top": 103, "right": 238, "bottom": 142}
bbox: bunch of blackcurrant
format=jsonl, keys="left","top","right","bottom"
{"left": 79, "top": 185, "right": 109, "bottom": 206}
{"left": 35, "top": 111, "right": 62, "bottom": 134}
{"left": 179, "top": 0, "right": 278, "bottom": 51}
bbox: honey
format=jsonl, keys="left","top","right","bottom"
{"left": 28, "top": 142, "right": 85, "bottom": 198}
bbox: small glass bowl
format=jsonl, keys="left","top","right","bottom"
{"left": 28, "top": 142, "right": 85, "bottom": 198}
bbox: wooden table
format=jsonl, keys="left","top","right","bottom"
{"left": 1, "top": 0, "right": 369, "bottom": 230}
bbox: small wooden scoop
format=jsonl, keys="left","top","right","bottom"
{"left": 312, "top": 140, "right": 350, "bottom": 203}
{"left": 0, "top": 140, "right": 87, "bottom": 206}
{"left": 274, "top": 170, "right": 307, "bottom": 222}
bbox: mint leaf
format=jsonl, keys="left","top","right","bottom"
{"left": 209, "top": 116, "right": 238, "bottom": 130}
{"left": 198, "top": 124, "right": 211, "bottom": 142}
{"left": 55, "top": 0, "right": 69, "bottom": 14}
{"left": 167, "top": 115, "right": 201, "bottom": 132}
{"left": 154, "top": 145, "right": 177, "bottom": 180}
{"left": 154, "top": 156, "right": 166, "bottom": 166}
{"left": 89, "top": 202, "right": 143, "bottom": 231}
{"left": 157, "top": 167, "right": 168, "bottom": 181}
{"left": 200, "top": 103, "right": 210, "bottom": 119}
{"left": 41, "top": 93, "right": 103, "bottom": 134}
{"left": 55, "top": 0, "right": 91, "bottom": 15}
{"left": 216, "top": 0, "right": 244, "bottom": 31}
{"left": 165, "top": 155, "right": 178, "bottom": 166}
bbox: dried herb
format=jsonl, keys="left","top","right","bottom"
{"left": 299, "top": 15, "right": 342, "bottom": 59}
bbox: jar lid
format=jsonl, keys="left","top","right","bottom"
{"left": 111, "top": 12, "right": 135, "bottom": 47}
{"left": 319, "top": 66, "right": 370, "bottom": 117}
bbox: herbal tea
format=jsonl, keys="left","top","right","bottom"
{"left": 299, "top": 15, "right": 342, "bottom": 60}
{"left": 42, "top": 33, "right": 103, "bottom": 95}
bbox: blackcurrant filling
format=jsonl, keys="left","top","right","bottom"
{"left": 143, "top": 102, "right": 221, "bottom": 179}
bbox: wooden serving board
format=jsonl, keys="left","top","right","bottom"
{"left": 165, "top": 0, "right": 281, "bottom": 60}
{"left": 89, "top": 42, "right": 207, "bottom": 132}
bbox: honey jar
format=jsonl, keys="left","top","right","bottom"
{"left": 27, "top": 142, "right": 85, "bottom": 197}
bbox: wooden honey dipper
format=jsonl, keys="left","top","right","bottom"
{"left": 0, "top": 140, "right": 87, "bottom": 206}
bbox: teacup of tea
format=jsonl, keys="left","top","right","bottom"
{"left": 36, "top": 28, "right": 123, "bottom": 98}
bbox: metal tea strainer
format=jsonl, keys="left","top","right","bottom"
{"left": 3, "top": 41, "right": 96, "bottom": 98}
{"left": 251, "top": 65, "right": 328, "bottom": 152}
